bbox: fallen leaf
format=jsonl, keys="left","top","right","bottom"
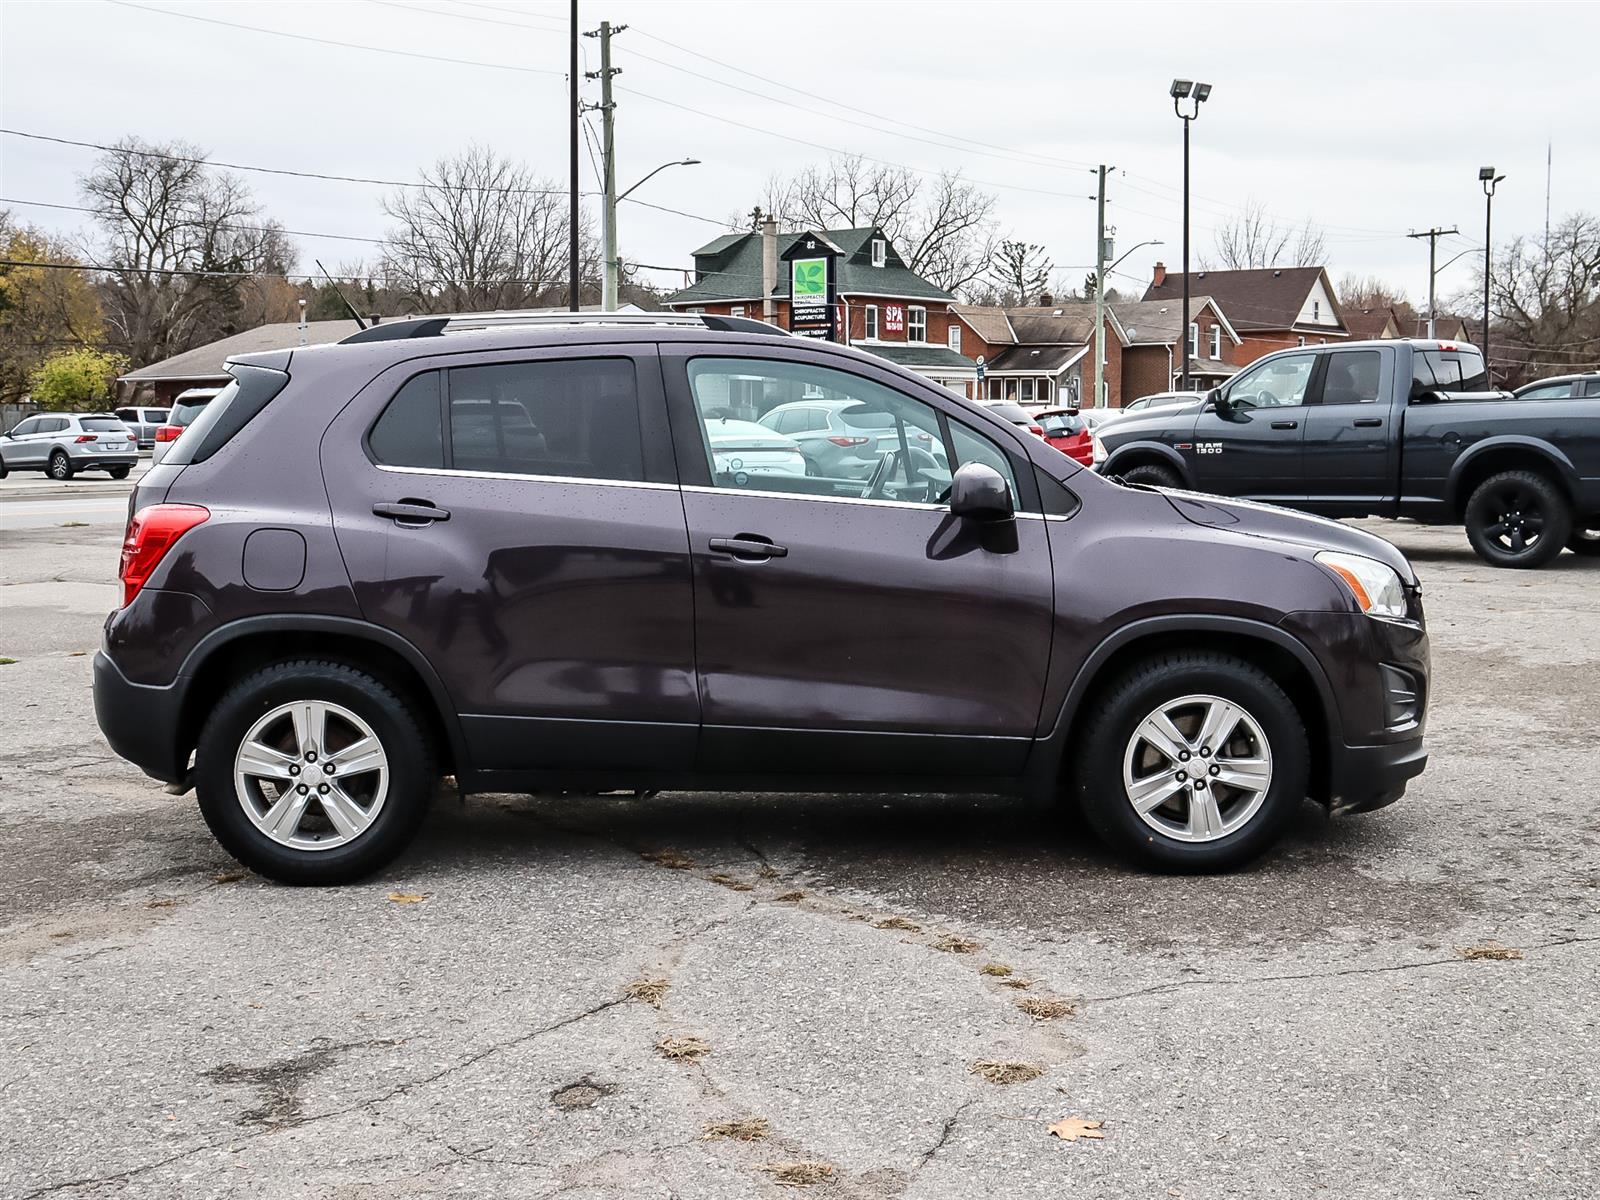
{"left": 875, "top": 916, "right": 921, "bottom": 932}
{"left": 1456, "top": 942, "right": 1524, "bottom": 961}
{"left": 773, "top": 890, "right": 806, "bottom": 903}
{"left": 623, "top": 977, "right": 670, "bottom": 1007}
{"left": 999, "top": 978, "right": 1032, "bottom": 990}
{"left": 758, "top": 1161, "right": 835, "bottom": 1186}
{"left": 933, "top": 934, "right": 980, "bottom": 954}
{"left": 1016, "top": 996, "right": 1077, "bottom": 1021}
{"left": 708, "top": 873, "right": 754, "bottom": 892}
{"left": 641, "top": 848, "right": 695, "bottom": 870}
{"left": 212, "top": 871, "right": 246, "bottom": 884}
{"left": 703, "top": 1116, "right": 770, "bottom": 1141}
{"left": 971, "top": 1059, "right": 1044, "bottom": 1085}
{"left": 1048, "top": 1117, "right": 1105, "bottom": 1142}
{"left": 656, "top": 1035, "right": 710, "bottom": 1062}
{"left": 386, "top": 892, "right": 428, "bottom": 904}
{"left": 980, "top": 962, "right": 1014, "bottom": 977}
{"left": 146, "top": 897, "right": 182, "bottom": 909}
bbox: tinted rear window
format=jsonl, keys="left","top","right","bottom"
{"left": 1413, "top": 347, "right": 1488, "bottom": 394}
{"left": 82, "top": 418, "right": 129, "bottom": 432}
{"left": 165, "top": 365, "right": 290, "bottom": 465}
{"left": 369, "top": 372, "right": 444, "bottom": 468}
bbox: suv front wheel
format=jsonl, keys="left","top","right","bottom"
{"left": 195, "top": 661, "right": 436, "bottom": 885}
{"left": 1074, "top": 652, "right": 1308, "bottom": 871}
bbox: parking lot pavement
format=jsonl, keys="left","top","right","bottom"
{"left": 1, "top": 517, "right": 1597, "bottom": 1199}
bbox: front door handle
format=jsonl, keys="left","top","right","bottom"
{"left": 709, "top": 535, "right": 788, "bottom": 561}
{"left": 374, "top": 499, "right": 451, "bottom": 525}
{"left": 1270, "top": 420, "right": 1299, "bottom": 430}
{"left": 1353, "top": 417, "right": 1384, "bottom": 427}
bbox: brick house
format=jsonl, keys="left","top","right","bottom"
{"left": 1142, "top": 263, "right": 1349, "bottom": 363}
{"left": 663, "top": 223, "right": 975, "bottom": 394}
{"left": 1111, "top": 295, "right": 1243, "bottom": 401}
{"left": 1343, "top": 306, "right": 1404, "bottom": 340}
{"left": 949, "top": 301, "right": 1128, "bottom": 408}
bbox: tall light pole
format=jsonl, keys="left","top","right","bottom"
{"left": 1094, "top": 234, "right": 1163, "bottom": 408}
{"left": 1170, "top": 79, "right": 1211, "bottom": 391}
{"left": 1480, "top": 166, "right": 1504, "bottom": 373}
{"left": 606, "top": 159, "right": 699, "bottom": 310}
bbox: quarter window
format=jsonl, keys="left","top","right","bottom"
{"left": 369, "top": 371, "right": 444, "bottom": 468}
{"left": 908, "top": 306, "right": 927, "bottom": 343}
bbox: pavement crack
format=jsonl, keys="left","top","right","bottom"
{"left": 917, "top": 1097, "right": 976, "bottom": 1170}
{"left": 1086, "top": 933, "right": 1600, "bottom": 1004}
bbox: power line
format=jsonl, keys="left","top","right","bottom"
{"left": 109, "top": 0, "right": 562, "bottom": 76}
{"left": 0, "top": 257, "right": 579, "bottom": 289}
{"left": 0, "top": 197, "right": 386, "bottom": 244}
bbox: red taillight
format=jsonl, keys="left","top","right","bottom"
{"left": 75, "top": 434, "right": 97, "bottom": 443}
{"left": 827, "top": 436, "right": 869, "bottom": 447}
{"left": 154, "top": 425, "right": 182, "bottom": 443}
{"left": 1029, "top": 425, "right": 1045, "bottom": 437}
{"left": 119, "top": 504, "right": 209, "bottom": 608}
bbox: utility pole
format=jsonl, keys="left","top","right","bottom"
{"left": 567, "top": 0, "right": 580, "bottom": 311}
{"left": 1093, "top": 164, "right": 1111, "bottom": 408}
{"left": 584, "top": 21, "right": 624, "bottom": 310}
{"left": 1407, "top": 226, "right": 1458, "bottom": 338}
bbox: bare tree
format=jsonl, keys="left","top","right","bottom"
{"left": 1213, "top": 199, "right": 1327, "bottom": 270}
{"left": 1338, "top": 272, "right": 1418, "bottom": 331}
{"left": 381, "top": 145, "right": 597, "bottom": 313}
{"left": 1466, "top": 211, "right": 1600, "bottom": 385}
{"left": 980, "top": 241, "right": 1053, "bottom": 306}
{"left": 760, "top": 155, "right": 998, "bottom": 296}
{"left": 80, "top": 138, "right": 292, "bottom": 367}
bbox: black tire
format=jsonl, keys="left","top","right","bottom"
{"left": 195, "top": 660, "right": 436, "bottom": 885}
{"left": 1566, "top": 526, "right": 1600, "bottom": 557}
{"left": 47, "top": 450, "right": 74, "bottom": 480}
{"left": 1120, "top": 463, "right": 1183, "bottom": 489}
{"left": 108, "top": 465, "right": 131, "bottom": 480}
{"left": 1464, "top": 469, "right": 1571, "bottom": 569}
{"left": 1073, "top": 651, "right": 1309, "bottom": 872}
{"left": 0, "top": 454, "right": 7, "bottom": 479}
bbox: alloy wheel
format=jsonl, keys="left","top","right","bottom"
{"left": 233, "top": 700, "right": 390, "bottom": 851}
{"left": 1121, "top": 693, "right": 1274, "bottom": 843}
{"left": 1480, "top": 481, "right": 1549, "bottom": 556}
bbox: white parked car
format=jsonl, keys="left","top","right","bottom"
{"left": 704, "top": 417, "right": 807, "bottom": 482}
{"left": 152, "top": 386, "right": 224, "bottom": 465}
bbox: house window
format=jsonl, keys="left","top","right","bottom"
{"left": 1313, "top": 300, "right": 1322, "bottom": 321}
{"left": 1209, "top": 326, "right": 1222, "bottom": 359}
{"left": 1020, "top": 378, "right": 1035, "bottom": 403}
{"left": 871, "top": 238, "right": 887, "bottom": 267}
{"left": 947, "top": 322, "right": 961, "bottom": 352}
{"left": 864, "top": 305, "right": 879, "bottom": 340}
{"left": 908, "top": 306, "right": 927, "bottom": 343}
{"left": 730, "top": 305, "right": 745, "bottom": 318}
{"left": 1187, "top": 323, "right": 1199, "bottom": 357}
{"left": 1297, "top": 336, "right": 1307, "bottom": 347}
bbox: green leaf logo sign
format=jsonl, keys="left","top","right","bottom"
{"left": 792, "top": 259, "right": 826, "bottom": 298}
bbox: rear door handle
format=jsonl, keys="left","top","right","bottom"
{"left": 374, "top": 500, "right": 451, "bottom": 525}
{"left": 709, "top": 535, "right": 787, "bottom": 560}
{"left": 1270, "top": 420, "right": 1299, "bottom": 430}
{"left": 1353, "top": 417, "right": 1384, "bottom": 427}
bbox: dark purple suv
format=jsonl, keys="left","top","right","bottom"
{"left": 93, "top": 313, "right": 1429, "bottom": 884}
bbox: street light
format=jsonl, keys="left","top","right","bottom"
{"left": 1171, "top": 79, "right": 1212, "bottom": 390}
{"left": 604, "top": 157, "right": 701, "bottom": 311}
{"left": 1480, "top": 166, "right": 1505, "bottom": 376}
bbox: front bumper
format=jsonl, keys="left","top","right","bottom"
{"left": 1327, "top": 735, "right": 1428, "bottom": 813}
{"left": 93, "top": 650, "right": 186, "bottom": 784}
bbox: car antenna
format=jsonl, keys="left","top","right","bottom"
{"left": 315, "top": 260, "right": 367, "bottom": 330}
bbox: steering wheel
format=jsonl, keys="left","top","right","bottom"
{"left": 1247, "top": 390, "right": 1279, "bottom": 408}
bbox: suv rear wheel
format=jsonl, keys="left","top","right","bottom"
{"left": 48, "top": 450, "right": 73, "bottom": 480}
{"left": 1464, "top": 469, "right": 1571, "bottom": 569}
{"left": 195, "top": 661, "right": 436, "bottom": 885}
{"left": 1074, "top": 652, "right": 1308, "bottom": 871}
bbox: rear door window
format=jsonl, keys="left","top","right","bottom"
{"left": 1317, "top": 350, "right": 1383, "bottom": 405}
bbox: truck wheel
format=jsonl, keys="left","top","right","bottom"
{"left": 48, "top": 450, "right": 74, "bottom": 480}
{"left": 1073, "top": 651, "right": 1308, "bottom": 872}
{"left": 1464, "top": 470, "right": 1571, "bottom": 569}
{"left": 195, "top": 660, "right": 436, "bottom": 885}
{"left": 108, "top": 465, "right": 131, "bottom": 480}
{"left": 0, "top": 455, "right": 7, "bottom": 479}
{"left": 1120, "top": 463, "right": 1182, "bottom": 490}
{"left": 1566, "top": 527, "right": 1600, "bottom": 556}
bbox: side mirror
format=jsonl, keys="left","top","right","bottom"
{"left": 1207, "top": 388, "right": 1230, "bottom": 414}
{"left": 949, "top": 462, "right": 1014, "bottom": 523}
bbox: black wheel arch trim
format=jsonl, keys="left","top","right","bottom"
{"left": 1446, "top": 435, "right": 1578, "bottom": 508}
{"left": 1023, "top": 613, "right": 1342, "bottom": 797}
{"left": 1101, "top": 440, "right": 1191, "bottom": 482}
{"left": 173, "top": 613, "right": 470, "bottom": 775}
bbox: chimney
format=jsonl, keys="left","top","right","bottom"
{"left": 1152, "top": 262, "right": 1167, "bottom": 288}
{"left": 1038, "top": 292, "right": 1053, "bottom": 307}
{"left": 761, "top": 218, "right": 779, "bottom": 323}
{"left": 369, "top": 313, "right": 382, "bottom": 325}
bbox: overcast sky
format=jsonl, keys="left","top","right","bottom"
{"left": 3, "top": 0, "right": 1596, "bottom": 309}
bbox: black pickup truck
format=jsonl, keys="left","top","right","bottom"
{"left": 1098, "top": 338, "right": 1600, "bottom": 568}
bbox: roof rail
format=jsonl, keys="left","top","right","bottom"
{"left": 338, "top": 311, "right": 789, "bottom": 344}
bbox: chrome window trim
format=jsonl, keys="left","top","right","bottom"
{"left": 682, "top": 483, "right": 1051, "bottom": 519}
{"left": 374, "top": 463, "right": 677, "bottom": 491}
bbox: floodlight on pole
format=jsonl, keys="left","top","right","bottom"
{"left": 1170, "top": 79, "right": 1212, "bottom": 391}
{"left": 1480, "top": 166, "right": 1505, "bottom": 376}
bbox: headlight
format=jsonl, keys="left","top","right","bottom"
{"left": 1315, "top": 551, "right": 1408, "bottom": 619}
{"left": 1090, "top": 435, "right": 1107, "bottom": 465}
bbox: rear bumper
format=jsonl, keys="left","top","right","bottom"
{"left": 93, "top": 651, "right": 186, "bottom": 784}
{"left": 1327, "top": 734, "right": 1428, "bottom": 813}
{"left": 70, "top": 452, "right": 138, "bottom": 467}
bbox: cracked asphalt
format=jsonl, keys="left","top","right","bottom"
{"left": 2, "top": 514, "right": 1598, "bottom": 1198}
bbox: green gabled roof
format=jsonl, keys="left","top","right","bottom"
{"left": 865, "top": 344, "right": 974, "bottom": 371}
{"left": 667, "top": 227, "right": 954, "bottom": 306}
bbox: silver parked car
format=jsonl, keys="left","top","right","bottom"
{"left": 0, "top": 412, "right": 138, "bottom": 480}
{"left": 152, "top": 386, "right": 223, "bottom": 465}
{"left": 759, "top": 398, "right": 942, "bottom": 479}
{"left": 1122, "top": 390, "right": 1208, "bottom": 413}
{"left": 113, "top": 405, "right": 170, "bottom": 450}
